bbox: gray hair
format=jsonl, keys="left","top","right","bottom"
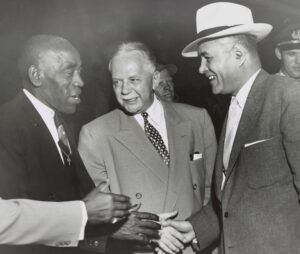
{"left": 108, "top": 42, "right": 157, "bottom": 73}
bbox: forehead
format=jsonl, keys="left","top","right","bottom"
{"left": 198, "top": 38, "right": 233, "bottom": 55}
{"left": 39, "top": 46, "right": 81, "bottom": 69}
{"left": 282, "top": 48, "right": 300, "bottom": 54}
{"left": 159, "top": 69, "right": 172, "bottom": 79}
{"left": 111, "top": 51, "right": 149, "bottom": 75}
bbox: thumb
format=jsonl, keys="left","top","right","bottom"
{"left": 96, "top": 179, "right": 110, "bottom": 192}
{"left": 162, "top": 220, "right": 187, "bottom": 232}
{"left": 159, "top": 211, "right": 178, "bottom": 223}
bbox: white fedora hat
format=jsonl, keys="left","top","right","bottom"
{"left": 182, "top": 2, "right": 273, "bottom": 57}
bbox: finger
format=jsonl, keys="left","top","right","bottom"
{"left": 136, "top": 233, "right": 149, "bottom": 244}
{"left": 159, "top": 236, "right": 180, "bottom": 253}
{"left": 139, "top": 220, "right": 161, "bottom": 230}
{"left": 164, "top": 227, "right": 185, "bottom": 247}
{"left": 129, "top": 202, "right": 141, "bottom": 212}
{"left": 112, "top": 193, "right": 131, "bottom": 202}
{"left": 155, "top": 247, "right": 167, "bottom": 254}
{"left": 159, "top": 211, "right": 178, "bottom": 222}
{"left": 138, "top": 228, "right": 160, "bottom": 239}
{"left": 162, "top": 227, "right": 184, "bottom": 250}
{"left": 162, "top": 220, "right": 185, "bottom": 231}
{"left": 113, "top": 201, "right": 132, "bottom": 210}
{"left": 134, "top": 212, "right": 159, "bottom": 221}
{"left": 112, "top": 210, "right": 130, "bottom": 219}
{"left": 157, "top": 240, "right": 176, "bottom": 254}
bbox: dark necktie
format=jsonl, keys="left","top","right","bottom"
{"left": 54, "top": 114, "right": 72, "bottom": 166}
{"left": 141, "top": 112, "right": 170, "bottom": 166}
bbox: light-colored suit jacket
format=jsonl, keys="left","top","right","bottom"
{"left": 79, "top": 102, "right": 217, "bottom": 253}
{"left": 189, "top": 70, "right": 300, "bottom": 254}
{"left": 0, "top": 198, "right": 83, "bottom": 245}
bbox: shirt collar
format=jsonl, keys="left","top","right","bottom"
{"left": 234, "top": 68, "right": 261, "bottom": 109}
{"left": 144, "top": 95, "right": 164, "bottom": 126}
{"left": 23, "top": 88, "right": 55, "bottom": 119}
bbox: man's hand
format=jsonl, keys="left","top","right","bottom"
{"left": 83, "top": 185, "right": 131, "bottom": 224}
{"left": 111, "top": 211, "right": 161, "bottom": 244}
{"left": 162, "top": 220, "right": 195, "bottom": 244}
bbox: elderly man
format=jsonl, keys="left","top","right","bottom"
{"left": 0, "top": 35, "right": 160, "bottom": 254}
{"left": 160, "top": 2, "right": 300, "bottom": 254}
{"left": 154, "top": 64, "right": 177, "bottom": 102}
{"left": 274, "top": 23, "right": 300, "bottom": 79}
{"left": 78, "top": 42, "right": 217, "bottom": 254}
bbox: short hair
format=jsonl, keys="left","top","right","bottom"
{"left": 108, "top": 42, "right": 157, "bottom": 73}
{"left": 18, "top": 34, "right": 74, "bottom": 82}
{"left": 229, "top": 34, "right": 258, "bottom": 54}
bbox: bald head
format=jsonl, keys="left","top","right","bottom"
{"left": 18, "top": 34, "right": 78, "bottom": 83}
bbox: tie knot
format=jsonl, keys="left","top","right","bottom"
{"left": 141, "top": 112, "right": 149, "bottom": 120}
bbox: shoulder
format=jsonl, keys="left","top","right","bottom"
{"left": 80, "top": 108, "right": 124, "bottom": 136}
{"left": 166, "top": 102, "right": 210, "bottom": 121}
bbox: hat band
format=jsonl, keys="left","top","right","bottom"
{"left": 197, "top": 25, "right": 241, "bottom": 38}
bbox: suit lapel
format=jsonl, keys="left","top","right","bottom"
{"left": 162, "top": 103, "right": 191, "bottom": 212}
{"left": 114, "top": 110, "right": 169, "bottom": 184}
{"left": 222, "top": 70, "right": 269, "bottom": 194}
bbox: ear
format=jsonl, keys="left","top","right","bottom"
{"left": 28, "top": 65, "right": 43, "bottom": 87}
{"left": 275, "top": 48, "right": 282, "bottom": 60}
{"left": 233, "top": 44, "right": 245, "bottom": 66}
{"left": 152, "top": 70, "right": 160, "bottom": 90}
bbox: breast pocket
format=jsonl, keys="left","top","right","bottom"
{"left": 241, "top": 136, "right": 290, "bottom": 189}
{"left": 189, "top": 157, "right": 206, "bottom": 204}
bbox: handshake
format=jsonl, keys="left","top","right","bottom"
{"left": 83, "top": 184, "right": 196, "bottom": 252}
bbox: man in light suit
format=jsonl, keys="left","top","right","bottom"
{"left": 0, "top": 35, "right": 161, "bottom": 254}
{"left": 160, "top": 2, "right": 300, "bottom": 254}
{"left": 78, "top": 42, "right": 217, "bottom": 254}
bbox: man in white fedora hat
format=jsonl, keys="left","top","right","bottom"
{"left": 157, "top": 2, "right": 300, "bottom": 254}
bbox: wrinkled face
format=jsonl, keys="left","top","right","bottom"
{"left": 155, "top": 69, "right": 175, "bottom": 102}
{"left": 37, "top": 46, "right": 83, "bottom": 114}
{"left": 111, "top": 51, "right": 156, "bottom": 114}
{"left": 280, "top": 49, "right": 300, "bottom": 79}
{"left": 198, "top": 38, "right": 240, "bottom": 95}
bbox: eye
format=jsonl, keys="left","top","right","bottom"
{"left": 129, "top": 77, "right": 140, "bottom": 84}
{"left": 112, "top": 80, "right": 122, "bottom": 88}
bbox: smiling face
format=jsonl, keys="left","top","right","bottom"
{"left": 36, "top": 45, "right": 83, "bottom": 114}
{"left": 110, "top": 51, "right": 156, "bottom": 115}
{"left": 276, "top": 48, "right": 300, "bottom": 79}
{"left": 198, "top": 38, "right": 242, "bottom": 95}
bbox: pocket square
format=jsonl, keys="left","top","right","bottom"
{"left": 190, "top": 152, "right": 203, "bottom": 160}
{"left": 244, "top": 138, "right": 271, "bottom": 148}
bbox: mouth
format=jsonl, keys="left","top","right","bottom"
{"left": 123, "top": 97, "right": 138, "bottom": 104}
{"left": 207, "top": 75, "right": 216, "bottom": 81}
{"left": 68, "top": 94, "right": 81, "bottom": 104}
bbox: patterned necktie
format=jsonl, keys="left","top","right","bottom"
{"left": 54, "top": 114, "right": 72, "bottom": 166}
{"left": 141, "top": 112, "right": 170, "bottom": 166}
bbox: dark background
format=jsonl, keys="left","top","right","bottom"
{"left": 0, "top": 0, "right": 299, "bottom": 138}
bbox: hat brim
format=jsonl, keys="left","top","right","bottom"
{"left": 182, "top": 23, "right": 272, "bottom": 57}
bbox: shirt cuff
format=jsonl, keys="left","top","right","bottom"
{"left": 79, "top": 201, "right": 88, "bottom": 240}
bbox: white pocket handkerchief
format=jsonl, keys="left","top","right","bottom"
{"left": 244, "top": 138, "right": 271, "bottom": 148}
{"left": 191, "top": 152, "right": 203, "bottom": 160}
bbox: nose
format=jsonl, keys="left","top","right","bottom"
{"left": 73, "top": 71, "right": 84, "bottom": 87}
{"left": 121, "top": 80, "right": 131, "bottom": 94}
{"left": 199, "top": 59, "right": 207, "bottom": 74}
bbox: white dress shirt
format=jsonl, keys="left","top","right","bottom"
{"left": 134, "top": 95, "right": 169, "bottom": 150}
{"left": 23, "top": 89, "right": 87, "bottom": 244}
{"left": 222, "top": 69, "right": 261, "bottom": 189}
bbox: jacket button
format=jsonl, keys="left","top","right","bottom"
{"left": 135, "top": 193, "right": 142, "bottom": 199}
{"left": 224, "top": 212, "right": 229, "bottom": 218}
{"left": 193, "top": 184, "right": 197, "bottom": 190}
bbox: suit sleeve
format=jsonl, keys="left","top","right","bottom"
{"left": 78, "top": 126, "right": 109, "bottom": 189}
{"left": 187, "top": 199, "right": 220, "bottom": 251}
{"left": 281, "top": 82, "right": 300, "bottom": 198}
{"left": 0, "top": 198, "right": 83, "bottom": 245}
{"left": 202, "top": 109, "right": 217, "bottom": 205}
